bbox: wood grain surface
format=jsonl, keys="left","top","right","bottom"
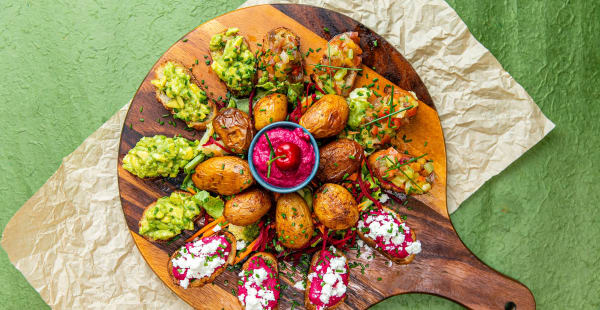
{"left": 117, "top": 4, "right": 535, "bottom": 309}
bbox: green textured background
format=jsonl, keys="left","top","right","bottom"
{"left": 0, "top": 0, "right": 598, "bottom": 309}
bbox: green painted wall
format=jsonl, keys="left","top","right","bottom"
{"left": 0, "top": 0, "right": 598, "bottom": 309}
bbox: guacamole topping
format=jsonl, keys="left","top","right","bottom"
{"left": 209, "top": 28, "right": 256, "bottom": 96}
{"left": 122, "top": 135, "right": 200, "bottom": 178}
{"left": 151, "top": 62, "right": 211, "bottom": 123}
{"left": 139, "top": 191, "right": 202, "bottom": 240}
{"left": 347, "top": 87, "right": 371, "bottom": 129}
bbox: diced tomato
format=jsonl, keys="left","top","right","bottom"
{"left": 371, "top": 126, "right": 379, "bottom": 136}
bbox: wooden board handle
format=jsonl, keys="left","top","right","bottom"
{"left": 424, "top": 229, "right": 536, "bottom": 310}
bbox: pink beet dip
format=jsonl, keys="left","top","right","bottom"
{"left": 252, "top": 127, "right": 315, "bottom": 187}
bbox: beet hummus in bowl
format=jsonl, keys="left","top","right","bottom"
{"left": 249, "top": 121, "right": 319, "bottom": 193}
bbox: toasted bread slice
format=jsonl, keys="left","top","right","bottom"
{"left": 311, "top": 32, "right": 362, "bottom": 97}
{"left": 258, "top": 27, "right": 304, "bottom": 85}
{"left": 209, "top": 29, "right": 257, "bottom": 98}
{"left": 168, "top": 231, "right": 237, "bottom": 288}
{"left": 237, "top": 252, "right": 280, "bottom": 310}
{"left": 357, "top": 206, "right": 418, "bottom": 264}
{"left": 154, "top": 61, "right": 217, "bottom": 130}
{"left": 305, "top": 249, "right": 349, "bottom": 310}
{"left": 138, "top": 190, "right": 204, "bottom": 244}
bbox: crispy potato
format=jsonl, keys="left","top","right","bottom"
{"left": 317, "top": 139, "right": 364, "bottom": 183}
{"left": 192, "top": 156, "right": 254, "bottom": 195}
{"left": 299, "top": 94, "right": 349, "bottom": 139}
{"left": 212, "top": 108, "right": 254, "bottom": 154}
{"left": 313, "top": 183, "right": 358, "bottom": 230}
{"left": 275, "top": 193, "right": 314, "bottom": 249}
{"left": 223, "top": 188, "right": 272, "bottom": 226}
{"left": 253, "top": 93, "right": 288, "bottom": 130}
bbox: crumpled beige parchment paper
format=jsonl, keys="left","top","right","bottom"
{"left": 2, "top": 0, "right": 554, "bottom": 308}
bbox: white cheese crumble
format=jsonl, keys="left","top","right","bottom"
{"left": 379, "top": 193, "right": 389, "bottom": 203}
{"left": 236, "top": 240, "right": 247, "bottom": 251}
{"left": 294, "top": 280, "right": 306, "bottom": 290}
{"left": 314, "top": 254, "right": 347, "bottom": 306}
{"left": 356, "top": 239, "right": 374, "bottom": 261}
{"left": 171, "top": 238, "right": 228, "bottom": 289}
{"left": 212, "top": 224, "right": 222, "bottom": 232}
{"left": 238, "top": 263, "right": 276, "bottom": 310}
{"left": 405, "top": 240, "right": 422, "bottom": 255}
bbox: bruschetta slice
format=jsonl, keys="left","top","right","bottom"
{"left": 151, "top": 61, "right": 217, "bottom": 130}
{"left": 168, "top": 231, "right": 236, "bottom": 289}
{"left": 236, "top": 252, "right": 280, "bottom": 310}
{"left": 357, "top": 206, "right": 422, "bottom": 264}
{"left": 312, "top": 32, "right": 362, "bottom": 97}
{"left": 257, "top": 27, "right": 304, "bottom": 86}
{"left": 367, "top": 147, "right": 434, "bottom": 194}
{"left": 209, "top": 28, "right": 257, "bottom": 98}
{"left": 305, "top": 247, "right": 349, "bottom": 310}
{"left": 138, "top": 191, "right": 204, "bottom": 243}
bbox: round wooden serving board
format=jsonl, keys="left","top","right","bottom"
{"left": 117, "top": 4, "right": 535, "bottom": 309}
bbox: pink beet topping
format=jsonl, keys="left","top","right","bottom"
{"left": 252, "top": 127, "right": 315, "bottom": 187}
{"left": 171, "top": 234, "right": 231, "bottom": 282}
{"left": 308, "top": 249, "right": 349, "bottom": 308}
{"left": 237, "top": 256, "right": 280, "bottom": 309}
{"left": 361, "top": 209, "right": 414, "bottom": 258}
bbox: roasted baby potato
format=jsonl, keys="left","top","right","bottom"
{"left": 213, "top": 108, "right": 254, "bottom": 153}
{"left": 192, "top": 156, "right": 254, "bottom": 195}
{"left": 317, "top": 139, "right": 364, "bottom": 183}
{"left": 299, "top": 94, "right": 349, "bottom": 139}
{"left": 223, "top": 188, "right": 272, "bottom": 226}
{"left": 275, "top": 193, "right": 314, "bottom": 249}
{"left": 367, "top": 147, "right": 434, "bottom": 194}
{"left": 311, "top": 32, "right": 362, "bottom": 97}
{"left": 258, "top": 27, "right": 304, "bottom": 84}
{"left": 253, "top": 93, "right": 288, "bottom": 130}
{"left": 313, "top": 183, "right": 358, "bottom": 230}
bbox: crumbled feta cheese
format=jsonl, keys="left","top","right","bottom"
{"left": 294, "top": 280, "right": 306, "bottom": 290}
{"left": 405, "top": 241, "right": 422, "bottom": 255}
{"left": 236, "top": 240, "right": 247, "bottom": 251}
{"left": 239, "top": 262, "right": 277, "bottom": 310}
{"left": 212, "top": 224, "right": 222, "bottom": 232}
{"left": 315, "top": 254, "right": 347, "bottom": 306}
{"left": 172, "top": 237, "right": 229, "bottom": 289}
{"left": 379, "top": 193, "right": 389, "bottom": 203}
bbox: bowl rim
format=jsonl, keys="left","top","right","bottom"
{"left": 248, "top": 121, "right": 319, "bottom": 193}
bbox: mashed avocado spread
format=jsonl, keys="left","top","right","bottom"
{"left": 122, "top": 135, "right": 199, "bottom": 178}
{"left": 347, "top": 87, "right": 371, "bottom": 129}
{"left": 209, "top": 28, "right": 256, "bottom": 96}
{"left": 139, "top": 192, "right": 201, "bottom": 240}
{"left": 151, "top": 62, "right": 211, "bottom": 123}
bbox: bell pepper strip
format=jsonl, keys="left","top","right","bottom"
{"left": 185, "top": 216, "right": 225, "bottom": 242}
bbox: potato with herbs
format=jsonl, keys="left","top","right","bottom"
{"left": 213, "top": 108, "right": 254, "bottom": 153}
{"left": 313, "top": 183, "right": 358, "bottom": 230}
{"left": 299, "top": 94, "right": 349, "bottom": 139}
{"left": 223, "top": 188, "right": 272, "bottom": 226}
{"left": 253, "top": 93, "right": 288, "bottom": 130}
{"left": 367, "top": 147, "right": 434, "bottom": 195}
{"left": 317, "top": 139, "right": 364, "bottom": 183}
{"left": 276, "top": 193, "right": 314, "bottom": 249}
{"left": 192, "top": 156, "right": 254, "bottom": 195}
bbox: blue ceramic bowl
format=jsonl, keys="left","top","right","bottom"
{"left": 248, "top": 121, "right": 319, "bottom": 193}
